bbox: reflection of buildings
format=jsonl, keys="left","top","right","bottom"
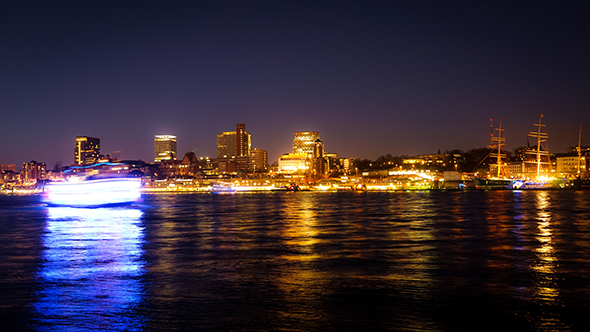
{"left": 154, "top": 135, "right": 177, "bottom": 162}
{"left": 75, "top": 136, "right": 100, "bottom": 165}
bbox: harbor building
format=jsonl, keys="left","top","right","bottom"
{"left": 0, "top": 164, "right": 17, "bottom": 173}
{"left": 556, "top": 153, "right": 588, "bottom": 177}
{"left": 249, "top": 148, "right": 268, "bottom": 171}
{"left": 217, "top": 123, "right": 251, "bottom": 158}
{"left": 75, "top": 136, "right": 100, "bottom": 165}
{"left": 154, "top": 135, "right": 177, "bottom": 162}
{"left": 217, "top": 132, "right": 237, "bottom": 158}
{"left": 22, "top": 160, "right": 46, "bottom": 184}
{"left": 293, "top": 131, "right": 320, "bottom": 156}
{"left": 278, "top": 153, "right": 310, "bottom": 173}
{"left": 312, "top": 139, "right": 327, "bottom": 180}
{"left": 236, "top": 123, "right": 250, "bottom": 157}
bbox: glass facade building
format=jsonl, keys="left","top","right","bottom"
{"left": 293, "top": 132, "right": 320, "bottom": 156}
{"left": 154, "top": 135, "right": 177, "bottom": 162}
{"left": 75, "top": 136, "right": 100, "bottom": 165}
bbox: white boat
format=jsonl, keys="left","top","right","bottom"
{"left": 43, "top": 177, "right": 142, "bottom": 206}
{"left": 210, "top": 183, "right": 236, "bottom": 193}
{"left": 509, "top": 180, "right": 555, "bottom": 190}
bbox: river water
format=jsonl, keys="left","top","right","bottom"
{"left": 1, "top": 190, "right": 590, "bottom": 331}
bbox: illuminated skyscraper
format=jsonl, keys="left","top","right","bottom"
{"left": 236, "top": 123, "right": 250, "bottom": 157}
{"left": 312, "top": 139, "right": 327, "bottom": 179}
{"left": 75, "top": 136, "right": 100, "bottom": 165}
{"left": 217, "top": 132, "right": 236, "bottom": 158}
{"left": 217, "top": 124, "right": 251, "bottom": 158}
{"left": 154, "top": 135, "right": 177, "bottom": 162}
{"left": 293, "top": 131, "right": 320, "bottom": 156}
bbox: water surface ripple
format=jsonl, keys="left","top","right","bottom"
{"left": 1, "top": 191, "right": 590, "bottom": 331}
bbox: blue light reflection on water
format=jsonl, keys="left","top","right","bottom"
{"left": 33, "top": 207, "right": 146, "bottom": 331}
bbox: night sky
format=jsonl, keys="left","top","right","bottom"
{"left": 2, "top": 1, "right": 590, "bottom": 168}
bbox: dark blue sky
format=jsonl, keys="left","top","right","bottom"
{"left": 2, "top": 1, "right": 589, "bottom": 167}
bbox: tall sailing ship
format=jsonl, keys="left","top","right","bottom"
{"left": 509, "top": 114, "right": 556, "bottom": 189}
{"left": 474, "top": 119, "right": 512, "bottom": 189}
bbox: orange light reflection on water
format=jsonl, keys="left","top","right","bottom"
{"left": 532, "top": 191, "right": 559, "bottom": 302}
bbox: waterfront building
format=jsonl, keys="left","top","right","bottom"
{"left": 567, "top": 146, "right": 590, "bottom": 154}
{"left": 216, "top": 156, "right": 250, "bottom": 174}
{"left": 293, "top": 131, "right": 320, "bottom": 156}
{"left": 403, "top": 154, "right": 445, "bottom": 166}
{"left": 0, "top": 164, "right": 17, "bottom": 173}
{"left": 154, "top": 135, "right": 177, "bottom": 162}
{"left": 338, "top": 157, "right": 354, "bottom": 173}
{"left": 0, "top": 169, "right": 19, "bottom": 184}
{"left": 312, "top": 139, "right": 327, "bottom": 180}
{"left": 278, "top": 153, "right": 310, "bottom": 173}
{"left": 507, "top": 162, "right": 523, "bottom": 177}
{"left": 0, "top": 164, "right": 19, "bottom": 186}
{"left": 179, "top": 153, "right": 215, "bottom": 177}
{"left": 75, "top": 136, "right": 100, "bottom": 165}
{"left": 217, "top": 132, "right": 237, "bottom": 158}
{"left": 249, "top": 148, "right": 268, "bottom": 171}
{"left": 157, "top": 159, "right": 182, "bottom": 179}
{"left": 556, "top": 153, "right": 588, "bottom": 177}
{"left": 236, "top": 123, "right": 250, "bottom": 157}
{"left": 180, "top": 152, "right": 198, "bottom": 177}
{"left": 217, "top": 124, "right": 251, "bottom": 158}
{"left": 22, "top": 160, "right": 46, "bottom": 184}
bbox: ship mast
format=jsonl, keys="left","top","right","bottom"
{"left": 490, "top": 119, "right": 506, "bottom": 178}
{"left": 528, "top": 114, "right": 549, "bottom": 179}
{"left": 578, "top": 124, "right": 582, "bottom": 176}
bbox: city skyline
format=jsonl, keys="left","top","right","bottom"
{"left": 1, "top": 1, "right": 590, "bottom": 167}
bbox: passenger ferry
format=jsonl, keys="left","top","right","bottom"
{"left": 44, "top": 177, "right": 141, "bottom": 206}
{"left": 210, "top": 183, "right": 236, "bottom": 193}
{"left": 42, "top": 162, "right": 142, "bottom": 207}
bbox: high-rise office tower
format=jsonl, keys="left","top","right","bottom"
{"left": 217, "top": 124, "right": 251, "bottom": 158}
{"left": 154, "top": 135, "right": 177, "bottom": 162}
{"left": 312, "top": 139, "right": 326, "bottom": 179}
{"left": 293, "top": 131, "right": 320, "bottom": 156}
{"left": 236, "top": 123, "right": 251, "bottom": 157}
{"left": 75, "top": 136, "right": 100, "bottom": 165}
{"left": 217, "top": 132, "right": 237, "bottom": 158}
{"left": 313, "top": 139, "right": 324, "bottom": 158}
